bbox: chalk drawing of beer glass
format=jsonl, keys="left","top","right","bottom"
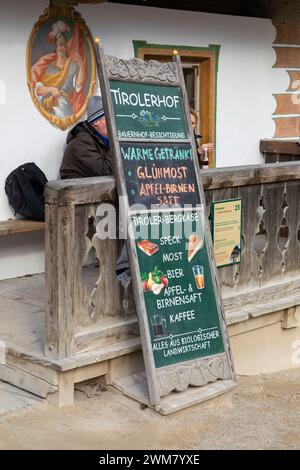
{"left": 192, "top": 265, "right": 205, "bottom": 289}
{"left": 151, "top": 314, "right": 167, "bottom": 338}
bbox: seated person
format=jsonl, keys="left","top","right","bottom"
{"left": 60, "top": 96, "right": 112, "bottom": 179}
{"left": 60, "top": 96, "right": 130, "bottom": 286}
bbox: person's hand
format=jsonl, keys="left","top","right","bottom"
{"left": 49, "top": 87, "right": 62, "bottom": 98}
{"left": 200, "top": 143, "right": 214, "bottom": 152}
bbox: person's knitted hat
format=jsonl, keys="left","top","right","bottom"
{"left": 87, "top": 96, "right": 105, "bottom": 124}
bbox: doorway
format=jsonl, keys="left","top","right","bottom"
{"left": 183, "top": 63, "right": 200, "bottom": 126}
{"left": 133, "top": 41, "right": 220, "bottom": 167}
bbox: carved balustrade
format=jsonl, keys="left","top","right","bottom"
{"left": 44, "top": 163, "right": 300, "bottom": 360}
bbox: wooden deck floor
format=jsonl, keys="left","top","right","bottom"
{"left": 0, "top": 273, "right": 141, "bottom": 404}
{"left": 0, "top": 274, "right": 45, "bottom": 358}
{"left": 0, "top": 381, "right": 43, "bottom": 418}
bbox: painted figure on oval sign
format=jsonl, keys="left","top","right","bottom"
{"left": 27, "top": 6, "right": 96, "bottom": 130}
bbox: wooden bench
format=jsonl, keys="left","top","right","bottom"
{"left": 0, "top": 219, "right": 45, "bottom": 236}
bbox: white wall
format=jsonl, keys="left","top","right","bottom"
{"left": 0, "top": 0, "right": 62, "bottom": 279}
{"left": 79, "top": 3, "right": 276, "bottom": 169}
{"left": 0, "top": 1, "right": 276, "bottom": 279}
{"left": 0, "top": 0, "right": 68, "bottom": 221}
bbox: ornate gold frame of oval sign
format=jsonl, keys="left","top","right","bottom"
{"left": 26, "top": 5, "right": 96, "bottom": 130}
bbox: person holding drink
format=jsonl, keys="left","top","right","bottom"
{"left": 190, "top": 108, "right": 214, "bottom": 169}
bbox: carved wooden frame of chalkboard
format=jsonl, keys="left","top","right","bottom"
{"left": 95, "top": 47, "right": 236, "bottom": 412}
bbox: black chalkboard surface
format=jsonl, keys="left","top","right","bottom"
{"left": 133, "top": 208, "right": 225, "bottom": 369}
{"left": 120, "top": 142, "right": 199, "bottom": 207}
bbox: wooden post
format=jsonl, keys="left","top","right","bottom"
{"left": 44, "top": 176, "right": 117, "bottom": 361}
{"left": 45, "top": 203, "right": 75, "bottom": 360}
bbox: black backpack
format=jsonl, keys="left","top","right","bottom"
{"left": 5, "top": 163, "right": 48, "bottom": 221}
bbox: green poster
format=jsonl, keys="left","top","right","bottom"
{"left": 132, "top": 208, "right": 225, "bottom": 368}
{"left": 212, "top": 199, "right": 242, "bottom": 268}
{"left": 110, "top": 80, "right": 187, "bottom": 140}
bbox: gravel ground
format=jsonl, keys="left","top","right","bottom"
{"left": 0, "top": 369, "right": 299, "bottom": 450}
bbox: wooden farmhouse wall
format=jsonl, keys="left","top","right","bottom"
{"left": 273, "top": 23, "right": 300, "bottom": 139}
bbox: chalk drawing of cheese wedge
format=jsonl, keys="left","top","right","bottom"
{"left": 187, "top": 233, "right": 204, "bottom": 262}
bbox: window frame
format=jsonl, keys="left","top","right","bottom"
{"left": 133, "top": 40, "right": 220, "bottom": 167}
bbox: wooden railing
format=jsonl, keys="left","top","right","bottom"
{"left": 44, "top": 177, "right": 138, "bottom": 360}
{"left": 204, "top": 162, "right": 300, "bottom": 325}
{"left": 44, "top": 162, "right": 300, "bottom": 360}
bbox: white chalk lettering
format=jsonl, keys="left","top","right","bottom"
{"left": 112, "top": 91, "right": 180, "bottom": 109}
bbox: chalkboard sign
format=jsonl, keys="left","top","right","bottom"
{"left": 96, "top": 51, "right": 236, "bottom": 412}
{"left": 120, "top": 142, "right": 199, "bottom": 207}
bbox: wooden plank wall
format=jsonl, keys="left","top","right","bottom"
{"left": 273, "top": 23, "right": 300, "bottom": 139}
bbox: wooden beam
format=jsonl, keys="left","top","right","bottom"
{"left": 274, "top": 23, "right": 300, "bottom": 45}
{"left": 109, "top": 1, "right": 300, "bottom": 22}
{"left": 44, "top": 176, "right": 116, "bottom": 206}
{"left": 287, "top": 71, "right": 300, "bottom": 92}
{"left": 47, "top": 1, "right": 300, "bottom": 23}
{"left": 273, "top": 93, "right": 300, "bottom": 115}
{"left": 260, "top": 139, "right": 300, "bottom": 155}
{"left": 201, "top": 161, "right": 300, "bottom": 189}
{"left": 109, "top": 1, "right": 241, "bottom": 15}
{"left": 273, "top": 116, "right": 300, "bottom": 138}
{"left": 0, "top": 220, "right": 45, "bottom": 236}
{"left": 242, "top": 0, "right": 300, "bottom": 23}
{"left": 274, "top": 46, "right": 300, "bottom": 69}
{"left": 52, "top": 0, "right": 107, "bottom": 5}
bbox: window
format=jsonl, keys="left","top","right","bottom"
{"left": 133, "top": 41, "right": 220, "bottom": 167}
